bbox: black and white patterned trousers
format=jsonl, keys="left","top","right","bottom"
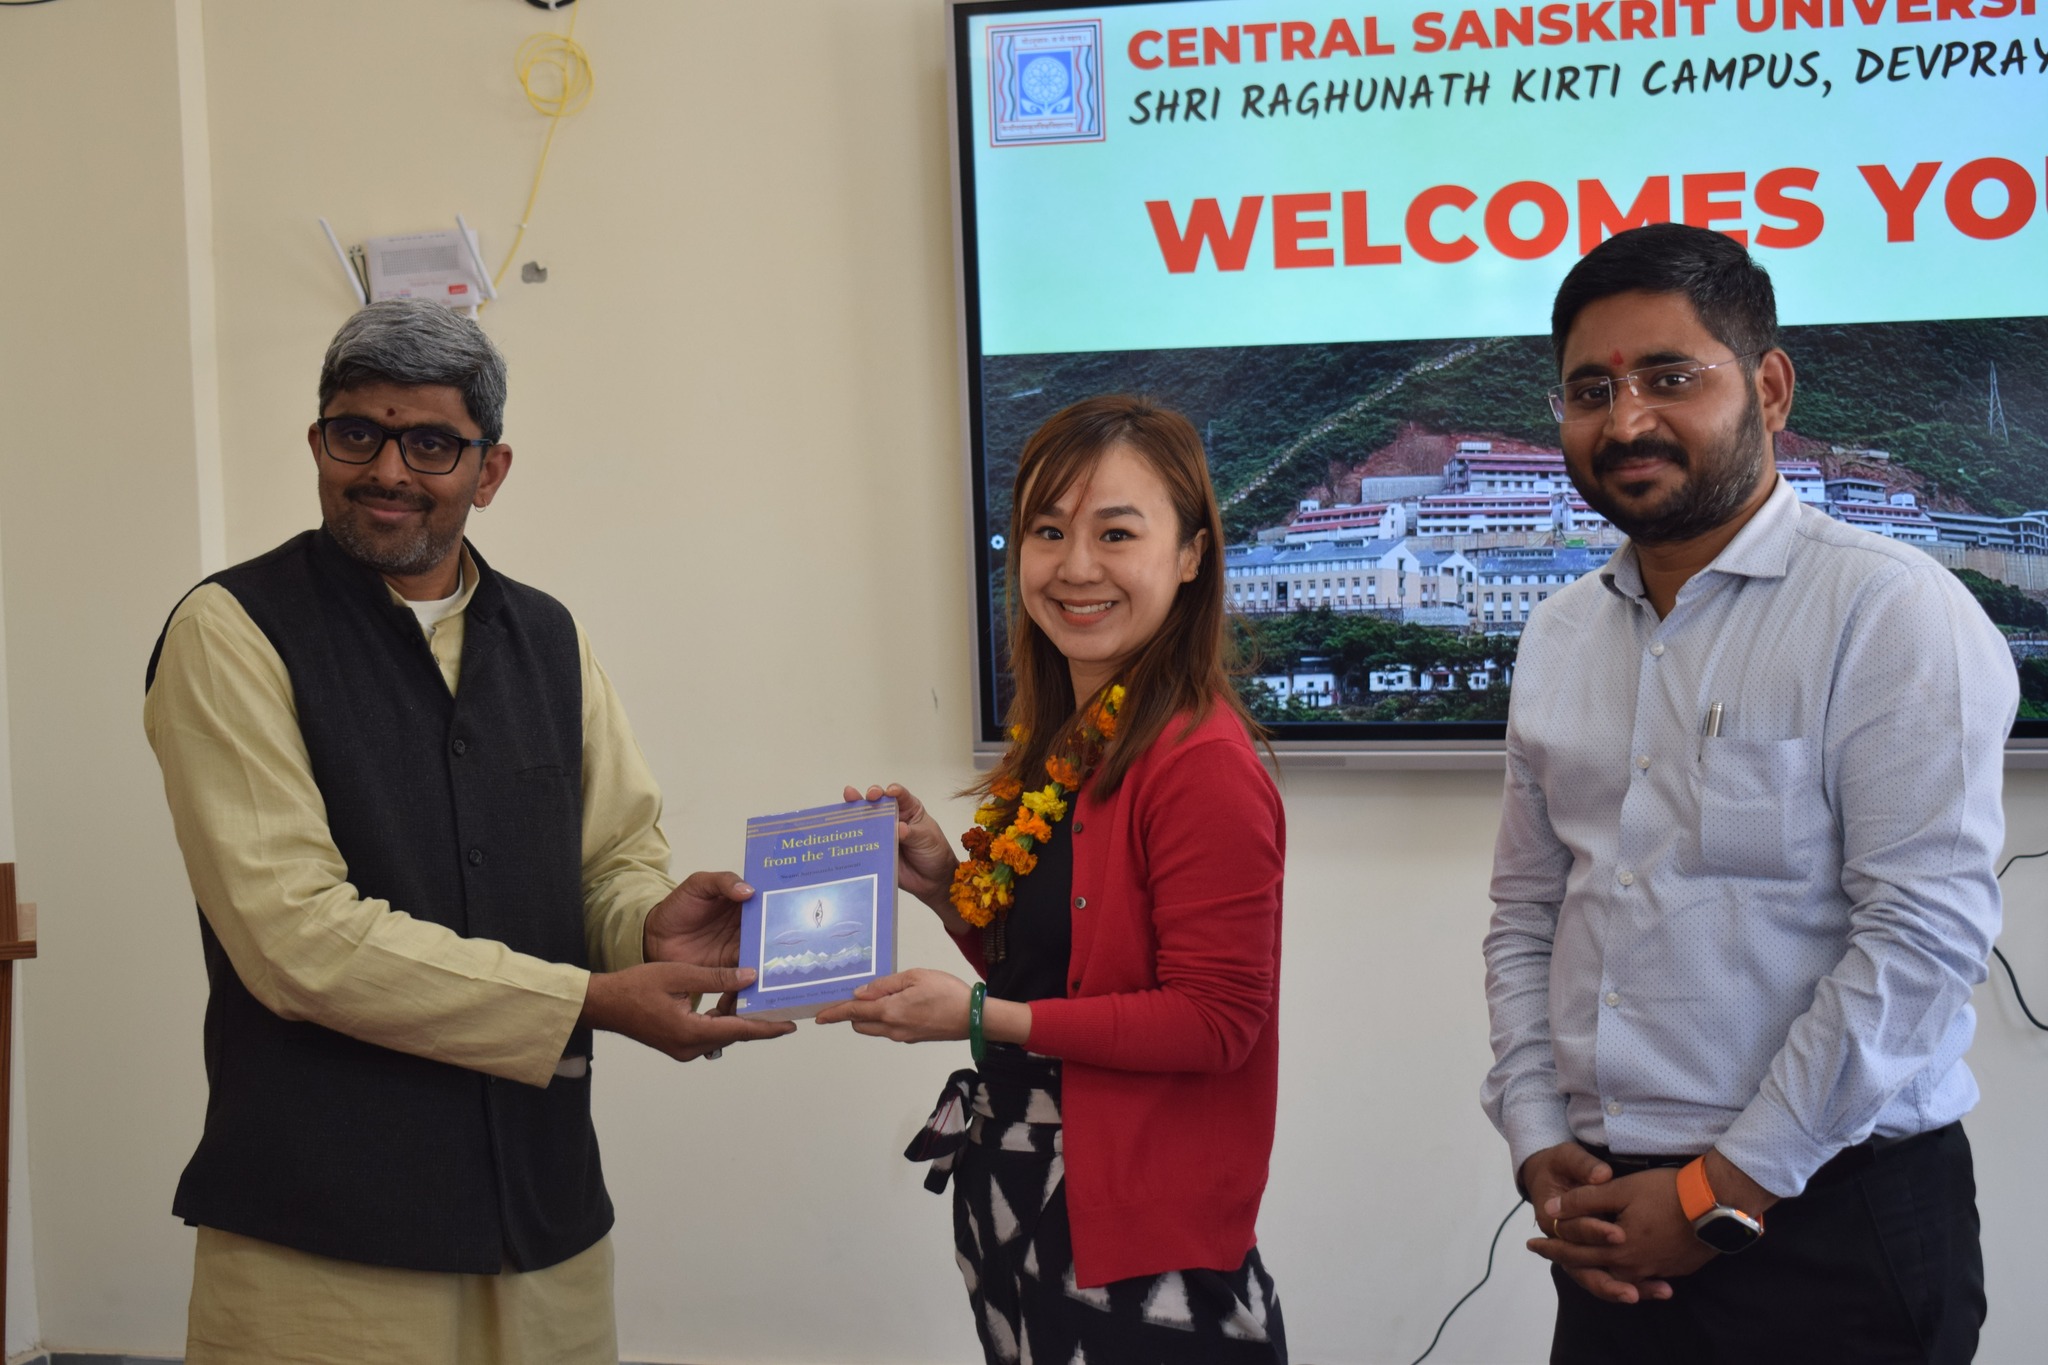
{"left": 907, "top": 1045, "right": 1287, "bottom": 1365}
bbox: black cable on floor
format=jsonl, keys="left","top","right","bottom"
{"left": 1411, "top": 843, "right": 2045, "bottom": 1363}
{"left": 1411, "top": 1197, "right": 1526, "bottom": 1365}
{"left": 1992, "top": 947, "right": 2048, "bottom": 1031}
{"left": 1994, "top": 850, "right": 2048, "bottom": 1032}
{"left": 1997, "top": 848, "right": 2048, "bottom": 881}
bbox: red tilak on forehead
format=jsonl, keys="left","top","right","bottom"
{"left": 1609, "top": 349, "right": 1625, "bottom": 368}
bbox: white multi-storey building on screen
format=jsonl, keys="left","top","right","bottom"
{"left": 1284, "top": 501, "right": 1405, "bottom": 544}
{"left": 1464, "top": 546, "right": 1612, "bottom": 635}
{"left": 1442, "top": 447, "right": 1573, "bottom": 496}
{"left": 1779, "top": 459, "right": 1826, "bottom": 503}
{"left": 1927, "top": 510, "right": 2048, "bottom": 553}
{"left": 1245, "top": 434, "right": 2031, "bottom": 633}
{"left": 1224, "top": 539, "right": 1473, "bottom": 616}
{"left": 1290, "top": 443, "right": 1619, "bottom": 545}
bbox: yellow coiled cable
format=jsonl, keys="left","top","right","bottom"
{"left": 485, "top": 5, "right": 594, "bottom": 303}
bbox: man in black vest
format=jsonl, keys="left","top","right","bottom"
{"left": 144, "top": 299, "right": 794, "bottom": 1364}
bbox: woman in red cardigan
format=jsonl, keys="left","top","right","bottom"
{"left": 819, "top": 396, "right": 1287, "bottom": 1364}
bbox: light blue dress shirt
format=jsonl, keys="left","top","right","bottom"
{"left": 1482, "top": 478, "right": 2018, "bottom": 1197}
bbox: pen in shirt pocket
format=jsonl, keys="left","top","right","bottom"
{"left": 1698, "top": 700, "right": 1724, "bottom": 759}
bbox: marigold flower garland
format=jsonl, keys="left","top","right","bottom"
{"left": 949, "top": 685, "right": 1124, "bottom": 943}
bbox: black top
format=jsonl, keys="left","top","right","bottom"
{"left": 987, "top": 813, "right": 1074, "bottom": 1005}
{"left": 148, "top": 528, "right": 610, "bottom": 1275}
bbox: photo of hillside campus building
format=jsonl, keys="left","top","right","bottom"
{"left": 979, "top": 319, "right": 2048, "bottom": 727}
{"left": 1225, "top": 424, "right": 2048, "bottom": 719}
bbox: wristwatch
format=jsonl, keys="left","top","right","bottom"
{"left": 1677, "top": 1156, "right": 1764, "bottom": 1253}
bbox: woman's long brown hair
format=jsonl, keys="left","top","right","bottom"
{"left": 977, "top": 395, "right": 1262, "bottom": 800}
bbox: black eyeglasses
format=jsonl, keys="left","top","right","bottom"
{"left": 316, "top": 416, "right": 491, "bottom": 476}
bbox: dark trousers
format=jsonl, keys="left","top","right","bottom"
{"left": 1551, "top": 1122, "right": 1984, "bottom": 1365}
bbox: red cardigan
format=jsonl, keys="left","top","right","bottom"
{"left": 957, "top": 704, "right": 1285, "bottom": 1287}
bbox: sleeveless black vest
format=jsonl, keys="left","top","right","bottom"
{"left": 146, "top": 528, "right": 611, "bottom": 1273}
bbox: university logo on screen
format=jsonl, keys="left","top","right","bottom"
{"left": 988, "top": 19, "right": 1106, "bottom": 147}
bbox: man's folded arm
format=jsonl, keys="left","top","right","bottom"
{"left": 144, "top": 585, "right": 589, "bottom": 1088}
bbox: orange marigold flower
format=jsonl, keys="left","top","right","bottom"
{"left": 1093, "top": 707, "right": 1119, "bottom": 738}
{"left": 989, "top": 836, "right": 1038, "bottom": 877}
{"left": 952, "top": 889, "right": 992, "bottom": 927}
{"left": 1046, "top": 755, "right": 1082, "bottom": 789}
{"left": 950, "top": 866, "right": 994, "bottom": 926}
{"left": 1014, "top": 811, "right": 1053, "bottom": 843}
{"left": 990, "top": 775, "right": 1023, "bottom": 802}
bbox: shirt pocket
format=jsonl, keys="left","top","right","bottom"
{"left": 1696, "top": 736, "right": 1815, "bottom": 881}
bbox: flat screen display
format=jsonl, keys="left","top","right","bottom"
{"left": 949, "top": 0, "right": 2048, "bottom": 756}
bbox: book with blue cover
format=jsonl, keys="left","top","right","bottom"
{"left": 735, "top": 799, "right": 898, "bottom": 1022}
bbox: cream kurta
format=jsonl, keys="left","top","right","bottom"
{"left": 148, "top": 550, "right": 676, "bottom": 1363}
{"left": 144, "top": 549, "right": 674, "bottom": 1088}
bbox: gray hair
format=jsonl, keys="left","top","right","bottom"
{"left": 317, "top": 300, "right": 509, "bottom": 442}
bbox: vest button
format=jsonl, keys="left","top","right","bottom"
{"left": 467, "top": 848, "right": 485, "bottom": 866}
{"left": 1073, "top": 895, "right": 1086, "bottom": 909}
{"left": 451, "top": 738, "right": 468, "bottom": 756}
{"left": 1074, "top": 822, "right": 1084, "bottom": 835}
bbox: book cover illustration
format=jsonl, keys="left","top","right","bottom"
{"left": 735, "top": 799, "right": 898, "bottom": 1022}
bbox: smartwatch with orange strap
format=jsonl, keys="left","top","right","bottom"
{"left": 1677, "top": 1156, "right": 1765, "bottom": 1254}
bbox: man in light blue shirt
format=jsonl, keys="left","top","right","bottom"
{"left": 1482, "top": 222, "right": 2014, "bottom": 1364}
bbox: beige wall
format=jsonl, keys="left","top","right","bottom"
{"left": 2, "top": 1, "right": 2045, "bottom": 1360}
{"left": 0, "top": 0, "right": 218, "bottom": 1353}
{"left": 0, "top": 362, "right": 40, "bottom": 1362}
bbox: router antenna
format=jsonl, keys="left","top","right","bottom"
{"left": 455, "top": 214, "right": 498, "bottom": 302}
{"left": 319, "top": 218, "right": 368, "bottom": 306}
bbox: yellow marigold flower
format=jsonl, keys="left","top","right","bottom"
{"left": 1045, "top": 754, "right": 1081, "bottom": 789}
{"left": 974, "top": 803, "right": 1008, "bottom": 831}
{"left": 1008, "top": 724, "right": 1028, "bottom": 745}
{"left": 1107, "top": 684, "right": 1126, "bottom": 708}
{"left": 1019, "top": 786, "right": 1069, "bottom": 823}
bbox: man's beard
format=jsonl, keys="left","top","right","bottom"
{"left": 1573, "top": 390, "right": 1769, "bottom": 546}
{"left": 326, "top": 485, "right": 464, "bottom": 578}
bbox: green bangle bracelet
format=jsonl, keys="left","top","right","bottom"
{"left": 969, "top": 981, "right": 988, "bottom": 1064}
